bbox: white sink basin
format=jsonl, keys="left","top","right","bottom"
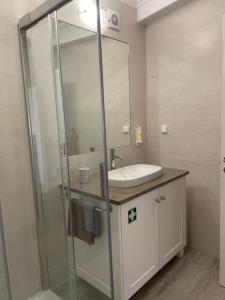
{"left": 108, "top": 164, "right": 163, "bottom": 188}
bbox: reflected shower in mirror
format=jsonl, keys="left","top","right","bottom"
{"left": 58, "top": 21, "right": 131, "bottom": 156}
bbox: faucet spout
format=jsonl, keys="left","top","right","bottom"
{"left": 110, "top": 149, "right": 123, "bottom": 170}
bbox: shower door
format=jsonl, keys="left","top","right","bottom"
{"left": 20, "top": 15, "right": 77, "bottom": 299}
{"left": 52, "top": 0, "right": 114, "bottom": 298}
{"left": 19, "top": 0, "right": 113, "bottom": 299}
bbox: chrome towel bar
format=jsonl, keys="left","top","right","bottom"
{"left": 70, "top": 197, "right": 112, "bottom": 213}
{"left": 95, "top": 206, "right": 112, "bottom": 213}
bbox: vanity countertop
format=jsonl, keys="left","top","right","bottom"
{"left": 69, "top": 167, "right": 189, "bottom": 205}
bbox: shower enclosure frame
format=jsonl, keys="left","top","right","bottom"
{"left": 18, "top": 0, "right": 114, "bottom": 298}
{"left": 0, "top": 203, "right": 12, "bottom": 300}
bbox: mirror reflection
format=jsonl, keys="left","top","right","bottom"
{"left": 58, "top": 21, "right": 131, "bottom": 156}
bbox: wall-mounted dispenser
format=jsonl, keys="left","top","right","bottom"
{"left": 135, "top": 126, "right": 143, "bottom": 145}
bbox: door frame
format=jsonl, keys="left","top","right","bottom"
{"left": 220, "top": 15, "right": 225, "bottom": 287}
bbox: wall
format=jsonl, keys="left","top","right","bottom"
{"left": 146, "top": 0, "right": 224, "bottom": 258}
{"left": 0, "top": 0, "right": 46, "bottom": 299}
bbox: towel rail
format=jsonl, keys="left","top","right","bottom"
{"left": 69, "top": 196, "right": 112, "bottom": 213}
{"left": 95, "top": 206, "right": 112, "bottom": 213}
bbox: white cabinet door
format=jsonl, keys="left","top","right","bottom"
{"left": 158, "top": 178, "right": 186, "bottom": 268}
{"left": 120, "top": 191, "right": 159, "bottom": 300}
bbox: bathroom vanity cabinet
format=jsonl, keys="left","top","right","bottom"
{"left": 70, "top": 168, "right": 188, "bottom": 300}
{"left": 111, "top": 177, "right": 187, "bottom": 300}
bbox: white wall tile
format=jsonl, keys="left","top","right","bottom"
{"left": 146, "top": 0, "right": 223, "bottom": 258}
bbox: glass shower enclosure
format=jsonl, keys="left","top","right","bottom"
{"left": 18, "top": 0, "right": 114, "bottom": 299}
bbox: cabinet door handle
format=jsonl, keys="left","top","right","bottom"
{"left": 160, "top": 195, "right": 166, "bottom": 201}
{"left": 155, "top": 198, "right": 161, "bottom": 203}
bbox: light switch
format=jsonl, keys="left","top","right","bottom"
{"left": 161, "top": 124, "right": 168, "bottom": 134}
{"left": 123, "top": 125, "right": 130, "bottom": 134}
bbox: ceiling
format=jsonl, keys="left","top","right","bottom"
{"left": 120, "top": 0, "right": 137, "bottom": 7}
{"left": 121, "top": 0, "right": 185, "bottom": 22}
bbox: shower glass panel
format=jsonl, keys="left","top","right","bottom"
{"left": 0, "top": 204, "right": 11, "bottom": 300}
{"left": 55, "top": 1, "right": 113, "bottom": 299}
{"left": 23, "top": 16, "right": 76, "bottom": 299}
{"left": 19, "top": 0, "right": 113, "bottom": 299}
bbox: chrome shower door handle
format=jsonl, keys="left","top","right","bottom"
{"left": 99, "top": 162, "right": 108, "bottom": 199}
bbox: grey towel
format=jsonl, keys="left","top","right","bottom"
{"left": 83, "top": 200, "right": 101, "bottom": 238}
{"left": 68, "top": 197, "right": 101, "bottom": 245}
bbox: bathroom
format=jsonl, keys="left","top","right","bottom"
{"left": 1, "top": 0, "right": 225, "bottom": 299}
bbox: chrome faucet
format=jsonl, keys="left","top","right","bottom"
{"left": 110, "top": 149, "right": 123, "bottom": 170}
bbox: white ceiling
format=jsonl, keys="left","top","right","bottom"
{"left": 121, "top": 0, "right": 185, "bottom": 22}
{"left": 121, "top": 0, "right": 183, "bottom": 9}
{"left": 120, "top": 0, "right": 152, "bottom": 8}
{"left": 120, "top": 0, "right": 137, "bottom": 7}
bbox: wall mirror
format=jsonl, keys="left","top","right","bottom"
{"left": 58, "top": 21, "right": 131, "bottom": 156}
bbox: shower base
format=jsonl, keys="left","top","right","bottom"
{"left": 28, "top": 290, "right": 61, "bottom": 300}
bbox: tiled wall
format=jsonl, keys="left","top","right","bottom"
{"left": 146, "top": 0, "right": 224, "bottom": 258}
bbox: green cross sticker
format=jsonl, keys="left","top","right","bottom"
{"left": 128, "top": 207, "right": 137, "bottom": 224}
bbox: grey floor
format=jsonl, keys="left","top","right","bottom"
{"left": 55, "top": 248, "right": 225, "bottom": 300}
{"left": 132, "top": 248, "right": 225, "bottom": 300}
